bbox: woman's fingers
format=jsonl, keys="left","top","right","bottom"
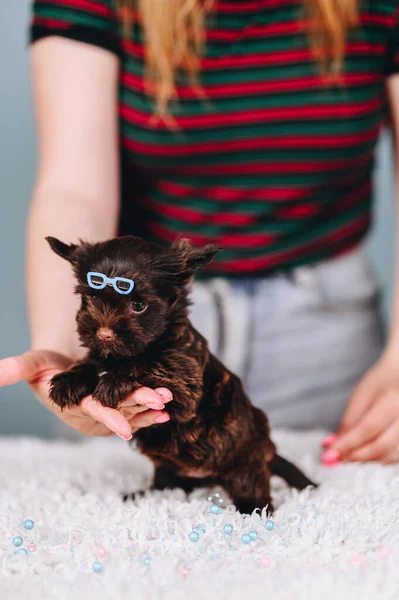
{"left": 129, "top": 409, "right": 171, "bottom": 433}
{"left": 0, "top": 350, "right": 71, "bottom": 386}
{"left": 331, "top": 392, "right": 399, "bottom": 461}
{"left": 345, "top": 417, "right": 399, "bottom": 463}
{"left": 337, "top": 372, "right": 378, "bottom": 436}
{"left": 122, "top": 386, "right": 173, "bottom": 410}
{"left": 81, "top": 396, "right": 132, "bottom": 440}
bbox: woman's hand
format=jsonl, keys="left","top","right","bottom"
{"left": 322, "top": 349, "right": 399, "bottom": 465}
{"left": 0, "top": 350, "right": 172, "bottom": 439}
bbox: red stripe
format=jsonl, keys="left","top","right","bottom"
{"left": 147, "top": 200, "right": 256, "bottom": 227}
{"left": 206, "top": 20, "right": 306, "bottom": 42}
{"left": 120, "top": 95, "right": 381, "bottom": 130}
{"left": 122, "top": 126, "right": 380, "bottom": 158}
{"left": 121, "top": 42, "right": 385, "bottom": 68}
{"left": 148, "top": 222, "right": 275, "bottom": 248}
{"left": 216, "top": 0, "right": 300, "bottom": 13}
{"left": 33, "top": 17, "right": 69, "bottom": 29}
{"left": 39, "top": 0, "right": 112, "bottom": 17}
{"left": 278, "top": 204, "right": 319, "bottom": 218}
{"left": 122, "top": 72, "right": 381, "bottom": 100}
{"left": 158, "top": 180, "right": 315, "bottom": 203}
{"left": 361, "top": 14, "right": 396, "bottom": 28}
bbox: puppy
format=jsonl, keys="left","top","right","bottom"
{"left": 46, "top": 235, "right": 316, "bottom": 513}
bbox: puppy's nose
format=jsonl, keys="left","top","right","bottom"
{"left": 96, "top": 327, "right": 115, "bottom": 342}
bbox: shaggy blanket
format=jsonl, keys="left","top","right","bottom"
{"left": 1, "top": 431, "right": 399, "bottom": 600}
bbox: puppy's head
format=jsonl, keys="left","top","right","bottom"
{"left": 46, "top": 235, "right": 219, "bottom": 358}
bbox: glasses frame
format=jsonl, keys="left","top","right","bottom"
{"left": 87, "top": 272, "right": 135, "bottom": 295}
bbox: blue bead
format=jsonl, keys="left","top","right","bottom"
{"left": 242, "top": 514, "right": 249, "bottom": 519}
{"left": 13, "top": 536, "right": 23, "bottom": 547}
{"left": 189, "top": 531, "right": 199, "bottom": 543}
{"left": 312, "top": 504, "right": 316, "bottom": 509}
{"left": 241, "top": 534, "right": 251, "bottom": 545}
{"left": 223, "top": 524, "right": 233, "bottom": 535}
{"left": 143, "top": 557, "right": 151, "bottom": 566}
{"left": 293, "top": 516, "right": 298, "bottom": 521}
{"left": 313, "top": 515, "right": 317, "bottom": 520}
{"left": 92, "top": 561, "right": 103, "bottom": 573}
{"left": 215, "top": 493, "right": 220, "bottom": 498}
{"left": 282, "top": 522, "right": 286, "bottom": 527}
{"left": 210, "top": 504, "right": 221, "bottom": 515}
{"left": 15, "top": 548, "right": 28, "bottom": 555}
{"left": 249, "top": 530, "right": 258, "bottom": 541}
{"left": 265, "top": 520, "right": 275, "bottom": 531}
{"left": 23, "top": 520, "right": 35, "bottom": 530}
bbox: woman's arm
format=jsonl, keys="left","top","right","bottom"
{"left": 29, "top": 37, "right": 120, "bottom": 357}
{"left": 0, "top": 37, "right": 172, "bottom": 438}
{"left": 321, "top": 75, "right": 399, "bottom": 464}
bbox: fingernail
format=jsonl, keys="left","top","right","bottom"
{"left": 146, "top": 403, "right": 165, "bottom": 410}
{"left": 321, "top": 449, "right": 340, "bottom": 466}
{"left": 117, "top": 433, "right": 133, "bottom": 441}
{"left": 322, "top": 433, "right": 338, "bottom": 448}
{"left": 155, "top": 414, "right": 170, "bottom": 424}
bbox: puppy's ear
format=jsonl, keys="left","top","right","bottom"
{"left": 172, "top": 238, "right": 220, "bottom": 272}
{"left": 45, "top": 237, "right": 78, "bottom": 262}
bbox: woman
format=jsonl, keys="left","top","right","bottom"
{"left": 1, "top": 0, "right": 399, "bottom": 464}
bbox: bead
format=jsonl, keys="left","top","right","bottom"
{"left": 378, "top": 546, "right": 390, "bottom": 559}
{"left": 282, "top": 522, "right": 286, "bottom": 526}
{"left": 242, "top": 514, "right": 249, "bottom": 519}
{"left": 23, "top": 520, "right": 34, "bottom": 530}
{"left": 210, "top": 504, "right": 222, "bottom": 515}
{"left": 15, "top": 548, "right": 28, "bottom": 556}
{"left": 293, "top": 516, "right": 298, "bottom": 521}
{"left": 249, "top": 530, "right": 258, "bottom": 541}
{"left": 182, "top": 567, "right": 190, "bottom": 578}
{"left": 241, "top": 534, "right": 251, "bottom": 545}
{"left": 260, "top": 556, "right": 271, "bottom": 567}
{"left": 13, "top": 536, "right": 23, "bottom": 547}
{"left": 189, "top": 531, "right": 199, "bottom": 543}
{"left": 28, "top": 544, "right": 36, "bottom": 552}
{"left": 223, "top": 524, "right": 233, "bottom": 535}
{"left": 207, "top": 496, "right": 212, "bottom": 502}
{"left": 215, "top": 493, "right": 220, "bottom": 498}
{"left": 265, "top": 520, "right": 275, "bottom": 531}
{"left": 92, "top": 561, "right": 103, "bottom": 573}
{"left": 312, "top": 515, "right": 317, "bottom": 520}
{"left": 311, "top": 504, "right": 316, "bottom": 508}
{"left": 96, "top": 546, "right": 107, "bottom": 558}
{"left": 143, "top": 557, "right": 151, "bottom": 566}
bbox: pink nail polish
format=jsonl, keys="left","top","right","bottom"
{"left": 155, "top": 414, "right": 170, "bottom": 424}
{"left": 117, "top": 433, "right": 132, "bottom": 441}
{"left": 322, "top": 448, "right": 340, "bottom": 466}
{"left": 146, "top": 403, "right": 165, "bottom": 410}
{"left": 322, "top": 433, "right": 338, "bottom": 448}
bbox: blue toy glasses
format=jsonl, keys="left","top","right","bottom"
{"left": 87, "top": 272, "right": 135, "bottom": 295}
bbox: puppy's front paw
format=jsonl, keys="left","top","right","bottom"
{"left": 94, "top": 374, "right": 135, "bottom": 409}
{"left": 49, "top": 367, "right": 96, "bottom": 409}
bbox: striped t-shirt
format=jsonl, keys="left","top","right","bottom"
{"left": 31, "top": 0, "right": 399, "bottom": 277}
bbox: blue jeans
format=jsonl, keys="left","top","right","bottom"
{"left": 190, "top": 247, "right": 384, "bottom": 431}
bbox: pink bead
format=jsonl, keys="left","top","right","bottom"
{"left": 377, "top": 546, "right": 390, "bottom": 559}
{"left": 28, "top": 544, "right": 36, "bottom": 552}
{"left": 96, "top": 546, "right": 107, "bottom": 558}
{"left": 182, "top": 567, "right": 190, "bottom": 578}
{"left": 350, "top": 557, "right": 362, "bottom": 565}
{"left": 260, "top": 556, "right": 271, "bottom": 567}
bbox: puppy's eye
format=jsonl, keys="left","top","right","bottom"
{"left": 132, "top": 301, "right": 147, "bottom": 314}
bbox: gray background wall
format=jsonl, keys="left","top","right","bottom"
{"left": 0, "top": 1, "right": 396, "bottom": 438}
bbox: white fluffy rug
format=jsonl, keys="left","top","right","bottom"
{"left": 1, "top": 430, "right": 399, "bottom": 600}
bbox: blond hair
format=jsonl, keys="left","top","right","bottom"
{"left": 118, "top": 0, "right": 359, "bottom": 116}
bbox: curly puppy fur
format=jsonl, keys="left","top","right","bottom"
{"left": 46, "top": 235, "right": 316, "bottom": 513}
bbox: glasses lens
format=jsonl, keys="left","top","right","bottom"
{"left": 115, "top": 279, "right": 132, "bottom": 293}
{"left": 88, "top": 273, "right": 106, "bottom": 288}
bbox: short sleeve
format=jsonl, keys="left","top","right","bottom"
{"left": 30, "top": 0, "right": 120, "bottom": 56}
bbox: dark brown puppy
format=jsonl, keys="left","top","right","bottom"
{"left": 46, "top": 235, "right": 316, "bottom": 514}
